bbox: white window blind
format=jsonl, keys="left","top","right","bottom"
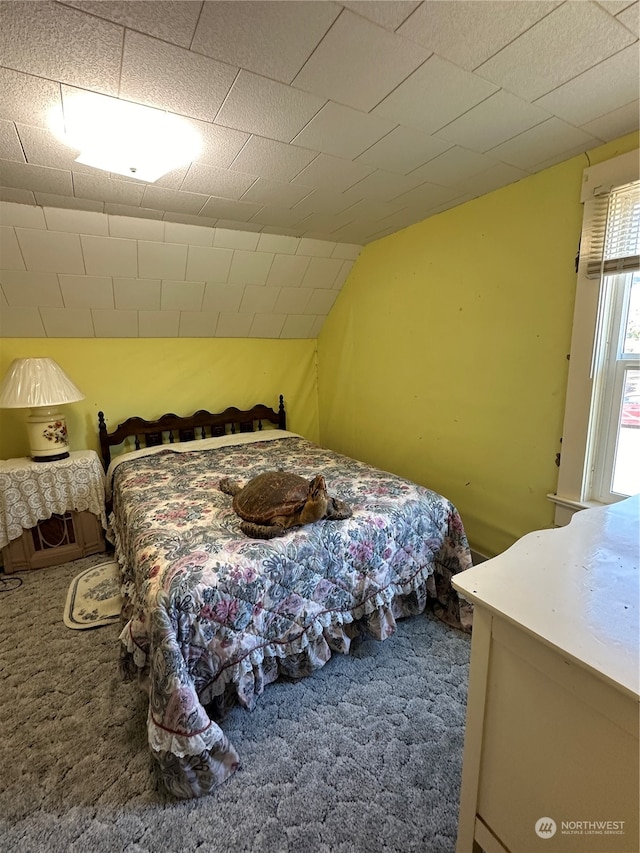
{"left": 584, "top": 180, "right": 640, "bottom": 279}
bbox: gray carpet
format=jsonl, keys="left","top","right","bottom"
{"left": 0, "top": 554, "right": 471, "bottom": 853}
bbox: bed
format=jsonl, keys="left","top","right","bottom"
{"left": 99, "top": 397, "right": 473, "bottom": 799}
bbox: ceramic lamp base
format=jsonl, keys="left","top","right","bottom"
{"left": 26, "top": 407, "right": 71, "bottom": 461}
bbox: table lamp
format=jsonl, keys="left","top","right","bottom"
{"left": 0, "top": 358, "right": 85, "bottom": 461}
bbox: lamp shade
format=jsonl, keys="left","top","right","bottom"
{"left": 0, "top": 358, "right": 85, "bottom": 408}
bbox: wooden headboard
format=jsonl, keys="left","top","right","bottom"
{"left": 98, "top": 395, "right": 286, "bottom": 469}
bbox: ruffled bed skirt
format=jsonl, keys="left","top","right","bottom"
{"left": 119, "top": 559, "right": 472, "bottom": 799}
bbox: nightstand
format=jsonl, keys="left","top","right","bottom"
{"left": 0, "top": 450, "right": 108, "bottom": 573}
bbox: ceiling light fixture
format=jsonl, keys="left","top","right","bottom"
{"left": 49, "top": 92, "right": 202, "bottom": 183}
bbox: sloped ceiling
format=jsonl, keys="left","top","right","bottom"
{"left": 0, "top": 0, "right": 638, "bottom": 245}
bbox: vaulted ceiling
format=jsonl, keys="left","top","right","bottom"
{"left": 1, "top": 0, "right": 638, "bottom": 246}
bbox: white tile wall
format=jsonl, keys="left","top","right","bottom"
{"left": 0, "top": 201, "right": 360, "bottom": 337}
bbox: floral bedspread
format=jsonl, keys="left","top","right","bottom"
{"left": 109, "top": 432, "right": 472, "bottom": 799}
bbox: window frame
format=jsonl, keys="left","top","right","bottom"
{"left": 551, "top": 149, "right": 639, "bottom": 526}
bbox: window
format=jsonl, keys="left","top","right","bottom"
{"left": 552, "top": 150, "right": 640, "bottom": 524}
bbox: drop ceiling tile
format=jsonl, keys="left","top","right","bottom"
{"left": 581, "top": 100, "right": 640, "bottom": 141}
{"left": 292, "top": 9, "right": 430, "bottom": 111}
{"left": 435, "top": 91, "right": 551, "bottom": 153}
{"left": 228, "top": 249, "right": 275, "bottom": 285}
{"left": 274, "top": 287, "right": 312, "bottom": 314}
{"left": 0, "top": 160, "right": 73, "bottom": 197}
{"left": 407, "top": 147, "right": 500, "bottom": 188}
{"left": 0, "top": 2, "right": 122, "bottom": 95}
{"left": 104, "top": 204, "right": 163, "bottom": 220}
{"left": 0, "top": 270, "right": 62, "bottom": 306}
{"left": 213, "top": 229, "right": 261, "bottom": 251}
{"left": 40, "top": 307, "right": 95, "bottom": 336}
{"left": 296, "top": 238, "right": 336, "bottom": 257}
{"left": 141, "top": 186, "right": 208, "bottom": 216}
{"left": 198, "top": 197, "right": 262, "bottom": 222}
{"left": 113, "top": 278, "right": 161, "bottom": 311}
{"left": 240, "top": 177, "right": 312, "bottom": 209}
{"left": 534, "top": 44, "right": 640, "bottom": 127}
{"left": 248, "top": 313, "right": 286, "bottom": 338}
{"left": 249, "top": 207, "right": 307, "bottom": 228}
{"left": 179, "top": 311, "right": 220, "bottom": 337}
{"left": 289, "top": 190, "right": 353, "bottom": 218}
{"left": 0, "top": 68, "right": 61, "bottom": 128}
{"left": 43, "top": 207, "right": 109, "bottom": 236}
{"left": 240, "top": 284, "right": 281, "bottom": 314}
{"left": 192, "top": 123, "right": 251, "bottom": 170}
{"left": 260, "top": 224, "right": 307, "bottom": 238}
{"left": 0, "top": 306, "right": 46, "bottom": 337}
{"left": 291, "top": 154, "right": 373, "bottom": 192}
{"left": 138, "top": 241, "right": 188, "bottom": 280}
{"left": 355, "top": 126, "right": 452, "bottom": 175}
{"left": 139, "top": 310, "right": 180, "bottom": 337}
{"left": 0, "top": 187, "right": 36, "bottom": 205}
{"left": 389, "top": 180, "right": 463, "bottom": 212}
{"left": 292, "top": 102, "right": 395, "bottom": 160}
{"left": 258, "top": 234, "right": 301, "bottom": 255}
{"left": 476, "top": 1, "right": 636, "bottom": 100}
{"left": 216, "top": 219, "right": 265, "bottom": 233}
{"left": 0, "top": 201, "right": 46, "bottom": 228}
{"left": 121, "top": 31, "right": 238, "bottom": 122}
{"left": 339, "top": 169, "right": 422, "bottom": 203}
{"left": 16, "top": 124, "right": 97, "bottom": 173}
{"left": 332, "top": 260, "right": 356, "bottom": 289}
{"left": 215, "top": 312, "right": 254, "bottom": 337}
{"left": 202, "top": 283, "right": 244, "bottom": 312}
{"left": 186, "top": 245, "right": 234, "bottom": 282}
{"left": 164, "top": 212, "right": 218, "bottom": 229}
{"left": 181, "top": 163, "right": 257, "bottom": 199}
{"left": 74, "top": 173, "right": 145, "bottom": 207}
{"left": 108, "top": 215, "right": 164, "bottom": 241}
{"left": 329, "top": 221, "right": 381, "bottom": 244}
{"left": 266, "top": 254, "right": 311, "bottom": 287}
{"left": 230, "top": 137, "right": 318, "bottom": 183}
{"left": 16, "top": 228, "right": 85, "bottom": 274}
{"left": 397, "top": 1, "right": 561, "bottom": 71}
{"left": 597, "top": 0, "right": 636, "bottom": 12}
{"left": 297, "top": 210, "right": 357, "bottom": 234}
{"left": 372, "top": 54, "right": 498, "bottom": 134}
{"left": 304, "top": 288, "right": 339, "bottom": 315}
{"left": 59, "top": 274, "right": 113, "bottom": 309}
{"left": 456, "top": 162, "right": 529, "bottom": 198}
{"left": 0, "top": 226, "right": 25, "bottom": 270}
{"left": 92, "top": 308, "right": 138, "bottom": 337}
{"left": 616, "top": 2, "right": 639, "bottom": 34}
{"left": 161, "top": 280, "right": 205, "bottom": 311}
{"left": 0, "top": 121, "right": 25, "bottom": 163}
{"left": 216, "top": 71, "right": 327, "bottom": 143}
{"left": 65, "top": 1, "right": 202, "bottom": 49}
{"left": 280, "top": 314, "right": 316, "bottom": 338}
{"left": 192, "top": 1, "right": 340, "bottom": 84}
{"left": 341, "top": 1, "right": 421, "bottom": 31}
{"left": 489, "top": 118, "right": 601, "bottom": 170}
{"left": 331, "top": 243, "right": 361, "bottom": 260}
{"left": 341, "top": 198, "right": 405, "bottom": 224}
{"left": 35, "top": 193, "right": 104, "bottom": 213}
{"left": 300, "top": 257, "right": 345, "bottom": 288}
{"left": 164, "top": 222, "right": 214, "bottom": 248}
{"left": 81, "top": 234, "right": 138, "bottom": 277}
{"left": 148, "top": 165, "right": 190, "bottom": 192}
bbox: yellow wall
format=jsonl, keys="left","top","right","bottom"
{"left": 317, "top": 133, "right": 639, "bottom": 557}
{"left": 0, "top": 338, "right": 319, "bottom": 460}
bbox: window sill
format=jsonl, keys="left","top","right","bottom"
{"left": 546, "top": 493, "right": 605, "bottom": 526}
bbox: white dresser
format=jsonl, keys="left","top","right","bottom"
{"left": 453, "top": 495, "right": 639, "bottom": 853}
